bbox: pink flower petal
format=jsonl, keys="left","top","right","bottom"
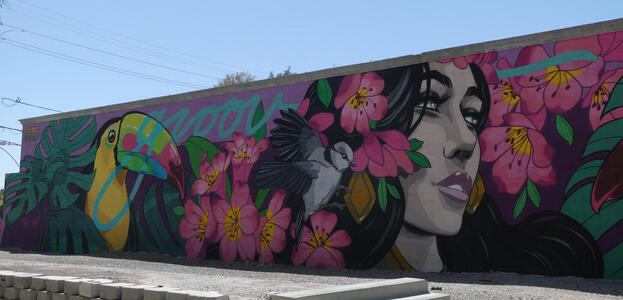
{"left": 297, "top": 98, "right": 310, "bottom": 115}
{"left": 310, "top": 211, "right": 337, "bottom": 233}
{"left": 213, "top": 200, "right": 230, "bottom": 223}
{"left": 340, "top": 104, "right": 357, "bottom": 134}
{"left": 386, "top": 146, "right": 413, "bottom": 174}
{"left": 369, "top": 147, "right": 398, "bottom": 177}
{"left": 272, "top": 208, "right": 291, "bottom": 229}
{"left": 291, "top": 228, "right": 314, "bottom": 265}
{"left": 328, "top": 229, "right": 351, "bottom": 248}
{"left": 503, "top": 113, "right": 537, "bottom": 130}
{"left": 232, "top": 132, "right": 245, "bottom": 149}
{"left": 179, "top": 219, "right": 197, "bottom": 240}
{"left": 355, "top": 111, "right": 371, "bottom": 135}
{"left": 237, "top": 233, "right": 256, "bottom": 261}
{"left": 335, "top": 74, "right": 362, "bottom": 108}
{"left": 352, "top": 147, "right": 368, "bottom": 172}
{"left": 527, "top": 130, "right": 553, "bottom": 168}
{"left": 309, "top": 113, "right": 334, "bottom": 132}
{"left": 231, "top": 182, "right": 251, "bottom": 207}
{"left": 600, "top": 32, "right": 623, "bottom": 62}
{"left": 222, "top": 141, "right": 237, "bottom": 153}
{"left": 219, "top": 237, "right": 237, "bottom": 262}
{"left": 240, "top": 205, "right": 259, "bottom": 235}
{"left": 480, "top": 127, "right": 513, "bottom": 162}
{"left": 306, "top": 247, "right": 340, "bottom": 268}
{"left": 492, "top": 149, "right": 529, "bottom": 194}
{"left": 183, "top": 198, "right": 203, "bottom": 224}
{"left": 208, "top": 222, "right": 225, "bottom": 243}
{"left": 526, "top": 107, "right": 547, "bottom": 131}
{"left": 518, "top": 86, "right": 545, "bottom": 115}
{"left": 527, "top": 162, "right": 556, "bottom": 187}
{"left": 258, "top": 248, "right": 274, "bottom": 263}
{"left": 363, "top": 95, "right": 387, "bottom": 121}
{"left": 555, "top": 35, "right": 601, "bottom": 70}
{"left": 515, "top": 46, "right": 550, "bottom": 88}
{"left": 543, "top": 78, "right": 582, "bottom": 113}
{"left": 184, "top": 235, "right": 206, "bottom": 258}
{"left": 267, "top": 190, "right": 286, "bottom": 213}
{"left": 360, "top": 72, "right": 385, "bottom": 96}
{"left": 573, "top": 57, "right": 604, "bottom": 87}
{"left": 375, "top": 130, "right": 411, "bottom": 151}
{"left": 364, "top": 134, "right": 383, "bottom": 165}
{"left": 268, "top": 227, "right": 287, "bottom": 253}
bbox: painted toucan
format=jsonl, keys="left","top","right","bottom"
{"left": 85, "top": 112, "right": 184, "bottom": 252}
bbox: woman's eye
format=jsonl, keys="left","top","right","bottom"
{"left": 464, "top": 115, "right": 478, "bottom": 128}
{"left": 416, "top": 101, "right": 440, "bottom": 111}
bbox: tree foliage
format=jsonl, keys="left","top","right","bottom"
{"left": 214, "top": 72, "right": 255, "bottom": 87}
{"left": 269, "top": 66, "right": 295, "bottom": 78}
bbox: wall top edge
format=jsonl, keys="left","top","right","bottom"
{"left": 20, "top": 17, "right": 623, "bottom": 125}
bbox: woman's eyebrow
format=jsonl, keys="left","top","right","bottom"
{"left": 464, "top": 86, "right": 483, "bottom": 100}
{"left": 424, "top": 70, "right": 452, "bottom": 89}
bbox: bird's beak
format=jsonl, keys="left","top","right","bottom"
{"left": 115, "top": 113, "right": 185, "bottom": 199}
{"left": 350, "top": 161, "right": 357, "bottom": 168}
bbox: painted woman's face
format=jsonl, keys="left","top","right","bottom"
{"left": 399, "top": 61, "right": 485, "bottom": 236}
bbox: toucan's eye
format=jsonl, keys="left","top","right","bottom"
{"left": 107, "top": 130, "right": 116, "bottom": 144}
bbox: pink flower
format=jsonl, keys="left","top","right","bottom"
{"left": 334, "top": 72, "right": 387, "bottom": 135}
{"left": 514, "top": 37, "right": 604, "bottom": 114}
{"left": 599, "top": 31, "right": 623, "bottom": 63}
{"left": 255, "top": 190, "right": 291, "bottom": 263}
{"left": 581, "top": 68, "right": 623, "bottom": 130}
{"left": 213, "top": 182, "right": 259, "bottom": 261}
{"left": 480, "top": 113, "right": 556, "bottom": 194}
{"left": 352, "top": 130, "right": 413, "bottom": 177}
{"left": 178, "top": 196, "right": 216, "bottom": 258}
{"left": 296, "top": 97, "right": 334, "bottom": 146}
{"left": 290, "top": 211, "right": 351, "bottom": 268}
{"left": 191, "top": 152, "right": 230, "bottom": 200}
{"left": 438, "top": 51, "right": 499, "bottom": 84}
{"left": 223, "top": 132, "right": 269, "bottom": 184}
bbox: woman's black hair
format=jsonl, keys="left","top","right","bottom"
{"left": 294, "top": 62, "right": 603, "bottom": 276}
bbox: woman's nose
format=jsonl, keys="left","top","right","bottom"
{"left": 443, "top": 120, "right": 477, "bottom": 163}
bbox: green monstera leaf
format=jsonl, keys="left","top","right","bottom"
{"left": 48, "top": 205, "right": 107, "bottom": 254}
{"left": 3, "top": 155, "right": 49, "bottom": 228}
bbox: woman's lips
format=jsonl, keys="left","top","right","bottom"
{"left": 436, "top": 171, "right": 473, "bottom": 204}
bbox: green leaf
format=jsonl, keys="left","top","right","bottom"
{"left": 407, "top": 151, "right": 431, "bottom": 168}
{"left": 226, "top": 175, "right": 232, "bottom": 202}
{"left": 561, "top": 184, "right": 594, "bottom": 223}
{"left": 259, "top": 208, "right": 267, "bottom": 216}
{"left": 143, "top": 183, "right": 185, "bottom": 256}
{"left": 369, "top": 120, "right": 377, "bottom": 130}
{"left": 181, "top": 136, "right": 222, "bottom": 178}
{"left": 583, "top": 118, "right": 623, "bottom": 157}
{"left": 602, "top": 75, "right": 623, "bottom": 116}
{"left": 254, "top": 188, "right": 270, "bottom": 209}
{"left": 317, "top": 79, "right": 332, "bottom": 108}
{"left": 252, "top": 101, "right": 267, "bottom": 142}
{"left": 48, "top": 205, "right": 107, "bottom": 254}
{"left": 378, "top": 177, "right": 387, "bottom": 212}
{"left": 555, "top": 114, "right": 574, "bottom": 146}
{"left": 603, "top": 241, "right": 623, "bottom": 278}
{"left": 409, "top": 139, "right": 423, "bottom": 151}
{"left": 387, "top": 184, "right": 400, "bottom": 199}
{"left": 513, "top": 187, "right": 527, "bottom": 219}
{"left": 583, "top": 198, "right": 623, "bottom": 240}
{"left": 173, "top": 205, "right": 184, "bottom": 216}
{"left": 526, "top": 179, "right": 541, "bottom": 208}
{"left": 564, "top": 159, "right": 604, "bottom": 194}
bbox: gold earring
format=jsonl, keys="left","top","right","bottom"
{"left": 466, "top": 172, "right": 484, "bottom": 214}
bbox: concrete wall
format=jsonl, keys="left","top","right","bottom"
{"left": 4, "top": 19, "right": 623, "bottom": 279}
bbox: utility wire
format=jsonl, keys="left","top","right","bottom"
{"left": 2, "top": 97, "right": 62, "bottom": 113}
{"left": 10, "top": 1, "right": 269, "bottom": 75}
{"left": 0, "top": 37, "right": 208, "bottom": 89}
{"left": 0, "top": 125, "right": 23, "bottom": 132}
{"left": 1, "top": 23, "right": 222, "bottom": 80}
{"left": 0, "top": 146, "right": 20, "bottom": 168}
{"left": 0, "top": 139, "right": 21, "bottom": 146}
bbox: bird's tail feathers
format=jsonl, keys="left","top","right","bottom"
{"left": 294, "top": 207, "right": 306, "bottom": 250}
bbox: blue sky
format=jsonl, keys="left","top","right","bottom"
{"left": 1, "top": 0, "right": 623, "bottom": 189}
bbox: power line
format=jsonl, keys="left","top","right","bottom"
{"left": 0, "top": 125, "right": 22, "bottom": 132}
{"left": 0, "top": 37, "right": 209, "bottom": 89}
{"left": 2, "top": 97, "right": 62, "bottom": 113}
{"left": 0, "top": 139, "right": 21, "bottom": 146}
{"left": 10, "top": 1, "right": 269, "bottom": 75}
{"left": 0, "top": 23, "right": 222, "bottom": 80}
{"left": 0, "top": 146, "right": 20, "bottom": 168}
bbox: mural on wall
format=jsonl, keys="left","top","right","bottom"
{"left": 4, "top": 30, "right": 623, "bottom": 279}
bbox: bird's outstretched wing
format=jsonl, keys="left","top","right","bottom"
{"left": 269, "top": 109, "right": 323, "bottom": 162}
{"left": 254, "top": 160, "right": 323, "bottom": 195}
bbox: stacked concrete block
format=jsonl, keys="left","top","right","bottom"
{"left": 0, "top": 269, "right": 228, "bottom": 300}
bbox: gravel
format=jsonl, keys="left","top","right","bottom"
{"left": 0, "top": 248, "right": 621, "bottom": 299}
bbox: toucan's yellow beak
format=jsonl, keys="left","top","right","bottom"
{"left": 115, "top": 113, "right": 184, "bottom": 199}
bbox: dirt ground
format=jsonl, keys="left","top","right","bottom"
{"left": 0, "top": 249, "right": 621, "bottom": 299}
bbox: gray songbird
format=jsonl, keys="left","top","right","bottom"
{"left": 254, "top": 109, "right": 355, "bottom": 248}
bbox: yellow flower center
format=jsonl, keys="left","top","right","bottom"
{"left": 224, "top": 206, "right": 242, "bottom": 242}
{"left": 348, "top": 88, "right": 368, "bottom": 110}
{"left": 307, "top": 230, "right": 332, "bottom": 253}
{"left": 202, "top": 169, "right": 220, "bottom": 190}
{"left": 195, "top": 211, "right": 210, "bottom": 242}
{"left": 259, "top": 210, "right": 275, "bottom": 252}
{"left": 506, "top": 127, "right": 532, "bottom": 155}
{"left": 235, "top": 151, "right": 250, "bottom": 164}
{"left": 501, "top": 82, "right": 521, "bottom": 105}
{"left": 591, "top": 82, "right": 609, "bottom": 111}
